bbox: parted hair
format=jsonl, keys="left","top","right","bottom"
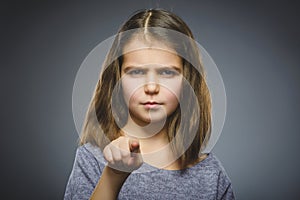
{"left": 80, "top": 9, "right": 212, "bottom": 169}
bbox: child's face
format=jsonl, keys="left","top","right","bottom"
{"left": 121, "top": 38, "right": 183, "bottom": 126}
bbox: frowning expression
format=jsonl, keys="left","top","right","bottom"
{"left": 121, "top": 39, "right": 183, "bottom": 126}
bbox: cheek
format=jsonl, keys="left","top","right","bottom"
{"left": 161, "top": 80, "right": 182, "bottom": 100}
{"left": 128, "top": 90, "right": 143, "bottom": 106}
{"left": 165, "top": 91, "right": 180, "bottom": 106}
{"left": 122, "top": 79, "right": 142, "bottom": 106}
{"left": 161, "top": 82, "right": 182, "bottom": 112}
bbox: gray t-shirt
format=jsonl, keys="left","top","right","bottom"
{"left": 64, "top": 143, "right": 235, "bottom": 200}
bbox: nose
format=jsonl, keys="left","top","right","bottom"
{"left": 144, "top": 71, "right": 159, "bottom": 95}
{"left": 144, "top": 82, "right": 159, "bottom": 95}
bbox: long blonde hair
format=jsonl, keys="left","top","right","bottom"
{"left": 80, "top": 9, "right": 211, "bottom": 168}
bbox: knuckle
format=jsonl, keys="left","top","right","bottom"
{"left": 113, "top": 154, "right": 122, "bottom": 162}
{"left": 123, "top": 151, "right": 130, "bottom": 158}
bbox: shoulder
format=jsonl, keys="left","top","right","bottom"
{"left": 199, "top": 153, "right": 228, "bottom": 172}
{"left": 69, "top": 143, "right": 105, "bottom": 179}
{"left": 76, "top": 143, "right": 103, "bottom": 160}
{"left": 64, "top": 143, "right": 106, "bottom": 200}
{"left": 75, "top": 143, "right": 107, "bottom": 171}
{"left": 195, "top": 153, "right": 232, "bottom": 182}
{"left": 194, "top": 153, "right": 235, "bottom": 199}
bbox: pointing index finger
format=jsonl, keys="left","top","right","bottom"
{"left": 129, "top": 139, "right": 140, "bottom": 153}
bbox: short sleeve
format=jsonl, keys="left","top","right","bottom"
{"left": 217, "top": 170, "right": 235, "bottom": 200}
{"left": 64, "top": 145, "right": 102, "bottom": 200}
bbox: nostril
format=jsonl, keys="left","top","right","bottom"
{"left": 144, "top": 83, "right": 159, "bottom": 94}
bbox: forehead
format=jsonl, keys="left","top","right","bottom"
{"left": 122, "top": 37, "right": 182, "bottom": 67}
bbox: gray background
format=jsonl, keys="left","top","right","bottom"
{"left": 1, "top": 0, "right": 299, "bottom": 199}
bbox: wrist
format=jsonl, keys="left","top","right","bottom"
{"left": 105, "top": 166, "right": 131, "bottom": 178}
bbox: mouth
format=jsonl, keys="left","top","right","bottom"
{"left": 142, "top": 101, "right": 162, "bottom": 109}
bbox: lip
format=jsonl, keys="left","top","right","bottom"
{"left": 142, "top": 101, "right": 162, "bottom": 109}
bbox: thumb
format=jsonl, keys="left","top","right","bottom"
{"left": 129, "top": 139, "right": 140, "bottom": 153}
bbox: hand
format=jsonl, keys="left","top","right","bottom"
{"left": 103, "top": 136, "right": 143, "bottom": 174}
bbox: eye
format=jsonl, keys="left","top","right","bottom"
{"left": 158, "top": 69, "right": 179, "bottom": 77}
{"left": 127, "top": 69, "right": 146, "bottom": 76}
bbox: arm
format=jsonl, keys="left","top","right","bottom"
{"left": 90, "top": 166, "right": 129, "bottom": 200}
{"left": 90, "top": 137, "right": 142, "bottom": 200}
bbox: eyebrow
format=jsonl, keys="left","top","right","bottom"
{"left": 122, "top": 65, "right": 182, "bottom": 73}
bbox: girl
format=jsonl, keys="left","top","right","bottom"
{"left": 64, "top": 9, "right": 235, "bottom": 200}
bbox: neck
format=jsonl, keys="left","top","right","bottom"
{"left": 139, "top": 127, "right": 169, "bottom": 154}
{"left": 121, "top": 122, "right": 169, "bottom": 154}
